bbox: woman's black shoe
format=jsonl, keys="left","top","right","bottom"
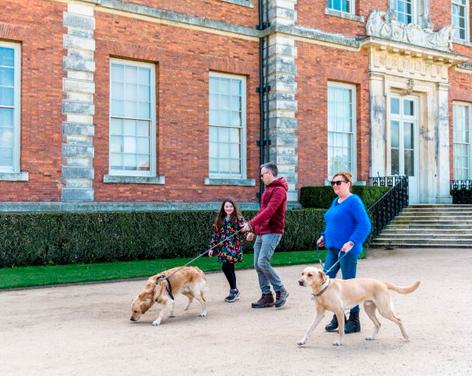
{"left": 344, "top": 312, "right": 361, "bottom": 334}
{"left": 325, "top": 314, "right": 346, "bottom": 332}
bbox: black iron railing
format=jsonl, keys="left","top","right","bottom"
{"left": 450, "top": 179, "right": 472, "bottom": 204}
{"left": 368, "top": 176, "right": 409, "bottom": 242}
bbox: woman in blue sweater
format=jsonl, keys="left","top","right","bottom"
{"left": 316, "top": 171, "right": 372, "bottom": 334}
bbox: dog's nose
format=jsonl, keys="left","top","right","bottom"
{"left": 298, "top": 280, "right": 304, "bottom": 286}
{"left": 130, "top": 317, "right": 136, "bottom": 321}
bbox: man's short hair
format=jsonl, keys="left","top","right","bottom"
{"left": 261, "top": 162, "right": 278, "bottom": 177}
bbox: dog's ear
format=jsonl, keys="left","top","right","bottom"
{"left": 318, "top": 270, "right": 327, "bottom": 283}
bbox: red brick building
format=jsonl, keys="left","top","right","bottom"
{"left": 0, "top": 0, "right": 471, "bottom": 210}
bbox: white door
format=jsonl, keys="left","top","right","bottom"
{"left": 390, "top": 95, "right": 420, "bottom": 203}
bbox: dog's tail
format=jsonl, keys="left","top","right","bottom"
{"left": 385, "top": 280, "right": 421, "bottom": 294}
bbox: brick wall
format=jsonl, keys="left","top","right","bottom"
{"left": 0, "top": 0, "right": 471, "bottom": 204}
{"left": 296, "top": 41, "right": 370, "bottom": 188}
{"left": 93, "top": 12, "right": 260, "bottom": 202}
{"left": 127, "top": 0, "right": 257, "bottom": 28}
{"left": 296, "top": 0, "right": 388, "bottom": 37}
{"left": 0, "top": 0, "right": 65, "bottom": 201}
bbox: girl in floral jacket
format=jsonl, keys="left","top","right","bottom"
{"left": 209, "top": 198, "right": 247, "bottom": 302}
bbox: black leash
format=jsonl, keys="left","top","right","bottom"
{"left": 154, "top": 229, "right": 245, "bottom": 298}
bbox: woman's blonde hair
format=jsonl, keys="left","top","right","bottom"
{"left": 333, "top": 171, "right": 353, "bottom": 192}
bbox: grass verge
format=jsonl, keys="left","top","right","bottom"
{"left": 0, "top": 250, "right": 333, "bottom": 290}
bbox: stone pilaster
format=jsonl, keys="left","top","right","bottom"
{"left": 369, "top": 73, "right": 387, "bottom": 178}
{"left": 267, "top": 0, "right": 298, "bottom": 202}
{"left": 62, "top": 1, "right": 96, "bottom": 201}
{"left": 436, "top": 83, "right": 452, "bottom": 203}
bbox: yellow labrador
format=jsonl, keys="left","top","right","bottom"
{"left": 130, "top": 266, "right": 207, "bottom": 326}
{"left": 297, "top": 266, "right": 420, "bottom": 346}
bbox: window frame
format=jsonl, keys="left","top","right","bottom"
{"left": 327, "top": 0, "right": 356, "bottom": 15}
{"left": 108, "top": 58, "right": 156, "bottom": 177}
{"left": 327, "top": 81, "right": 357, "bottom": 181}
{"left": 0, "top": 41, "right": 21, "bottom": 174}
{"left": 452, "top": 0, "right": 470, "bottom": 42}
{"left": 394, "top": 0, "right": 417, "bottom": 25}
{"left": 453, "top": 102, "right": 472, "bottom": 180}
{"left": 208, "top": 71, "right": 247, "bottom": 180}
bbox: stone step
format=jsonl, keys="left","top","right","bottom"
{"left": 373, "top": 204, "right": 472, "bottom": 248}
{"left": 393, "top": 218, "right": 472, "bottom": 223}
{"left": 403, "top": 206, "right": 472, "bottom": 210}
{"left": 401, "top": 210, "right": 472, "bottom": 215}
{"left": 386, "top": 224, "right": 472, "bottom": 229}
{"left": 375, "top": 234, "right": 472, "bottom": 239}
{"left": 372, "top": 237, "right": 472, "bottom": 244}
{"left": 408, "top": 204, "right": 472, "bottom": 208}
{"left": 381, "top": 229, "right": 472, "bottom": 234}
{"left": 394, "top": 213, "right": 472, "bottom": 217}
{"left": 371, "top": 242, "right": 472, "bottom": 248}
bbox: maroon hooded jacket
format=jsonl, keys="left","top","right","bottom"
{"left": 249, "top": 177, "right": 288, "bottom": 235}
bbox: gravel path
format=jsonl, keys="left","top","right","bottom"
{"left": 1, "top": 248, "right": 471, "bottom": 376}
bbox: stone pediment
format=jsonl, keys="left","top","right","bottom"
{"left": 366, "top": 10, "right": 453, "bottom": 52}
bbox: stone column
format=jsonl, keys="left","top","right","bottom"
{"left": 436, "top": 83, "right": 452, "bottom": 203}
{"left": 267, "top": 0, "right": 298, "bottom": 202}
{"left": 62, "top": 0, "right": 96, "bottom": 201}
{"left": 369, "top": 73, "right": 387, "bottom": 177}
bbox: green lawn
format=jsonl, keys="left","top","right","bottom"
{"left": 0, "top": 250, "right": 330, "bottom": 289}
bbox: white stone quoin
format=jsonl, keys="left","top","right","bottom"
{"left": 62, "top": 0, "right": 96, "bottom": 202}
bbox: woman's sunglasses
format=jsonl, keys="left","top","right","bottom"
{"left": 330, "top": 180, "right": 347, "bottom": 186}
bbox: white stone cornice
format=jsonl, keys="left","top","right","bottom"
{"left": 362, "top": 37, "right": 470, "bottom": 64}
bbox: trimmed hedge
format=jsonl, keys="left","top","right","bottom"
{"left": 300, "top": 185, "right": 390, "bottom": 209}
{"left": 451, "top": 189, "right": 472, "bottom": 204}
{"left": 0, "top": 209, "right": 325, "bottom": 268}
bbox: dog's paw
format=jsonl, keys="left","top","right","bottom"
{"left": 169, "top": 313, "right": 176, "bottom": 318}
{"left": 332, "top": 341, "right": 343, "bottom": 346}
{"left": 152, "top": 319, "right": 161, "bottom": 326}
{"left": 297, "top": 339, "right": 306, "bottom": 347}
{"left": 199, "top": 311, "right": 207, "bottom": 317}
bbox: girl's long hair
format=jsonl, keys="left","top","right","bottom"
{"left": 214, "top": 198, "right": 242, "bottom": 228}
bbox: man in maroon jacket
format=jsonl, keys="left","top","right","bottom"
{"left": 242, "top": 162, "right": 289, "bottom": 308}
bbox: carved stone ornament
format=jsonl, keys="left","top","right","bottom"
{"left": 366, "top": 10, "right": 454, "bottom": 52}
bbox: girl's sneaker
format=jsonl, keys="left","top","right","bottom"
{"left": 225, "top": 289, "right": 240, "bottom": 303}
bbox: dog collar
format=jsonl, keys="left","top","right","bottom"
{"left": 312, "top": 277, "right": 330, "bottom": 297}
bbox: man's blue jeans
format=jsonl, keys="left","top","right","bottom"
{"left": 253, "top": 234, "right": 284, "bottom": 294}
{"left": 323, "top": 248, "right": 360, "bottom": 314}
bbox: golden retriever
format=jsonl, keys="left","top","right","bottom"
{"left": 130, "top": 266, "right": 207, "bottom": 326}
{"left": 297, "top": 266, "right": 420, "bottom": 346}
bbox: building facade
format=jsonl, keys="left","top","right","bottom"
{"left": 0, "top": 0, "right": 471, "bottom": 209}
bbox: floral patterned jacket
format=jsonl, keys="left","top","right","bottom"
{"left": 209, "top": 216, "right": 245, "bottom": 263}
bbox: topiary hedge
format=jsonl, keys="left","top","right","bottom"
{"left": 299, "top": 185, "right": 390, "bottom": 209}
{"left": 0, "top": 209, "right": 325, "bottom": 268}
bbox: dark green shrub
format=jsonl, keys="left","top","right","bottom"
{"left": 300, "top": 185, "right": 389, "bottom": 209}
{"left": 0, "top": 209, "right": 325, "bottom": 268}
{"left": 451, "top": 189, "right": 472, "bottom": 204}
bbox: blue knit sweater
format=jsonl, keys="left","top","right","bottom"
{"left": 322, "top": 194, "right": 372, "bottom": 255}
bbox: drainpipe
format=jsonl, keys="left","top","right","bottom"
{"left": 256, "top": 0, "right": 271, "bottom": 202}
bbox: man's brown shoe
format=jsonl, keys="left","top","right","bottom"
{"left": 251, "top": 293, "right": 274, "bottom": 308}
